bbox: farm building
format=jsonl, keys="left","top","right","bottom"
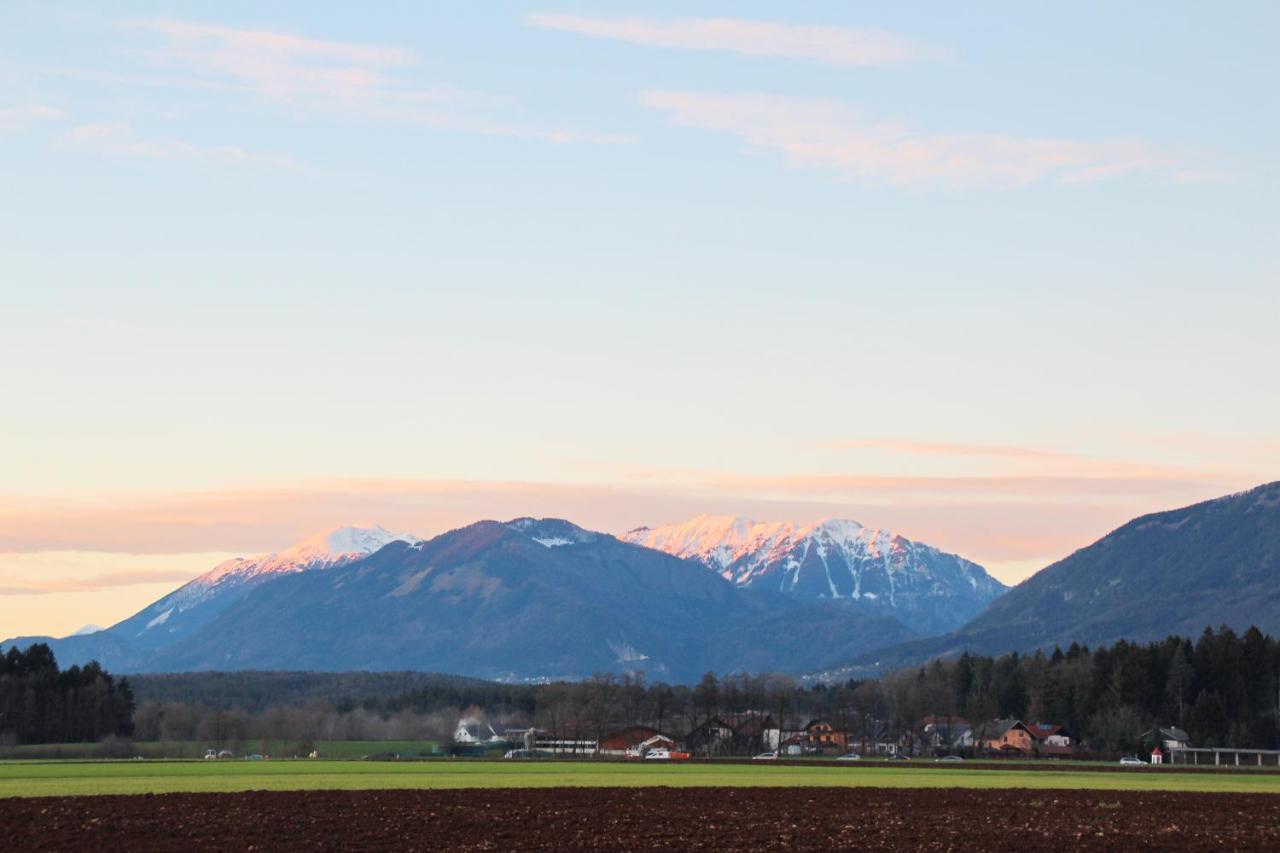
{"left": 454, "top": 718, "right": 503, "bottom": 744}
{"left": 597, "top": 726, "right": 678, "bottom": 757}
{"left": 1142, "top": 726, "right": 1191, "bottom": 751}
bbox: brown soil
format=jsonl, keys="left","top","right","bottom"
{"left": 4, "top": 787, "right": 1279, "bottom": 851}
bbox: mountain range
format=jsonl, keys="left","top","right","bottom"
{"left": 7, "top": 483, "right": 1279, "bottom": 681}
{"left": 623, "top": 515, "right": 1005, "bottom": 634}
{"left": 6, "top": 517, "right": 934, "bottom": 681}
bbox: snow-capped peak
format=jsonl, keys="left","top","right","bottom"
{"left": 278, "top": 524, "right": 416, "bottom": 565}
{"left": 190, "top": 525, "right": 421, "bottom": 595}
{"left": 505, "top": 518, "right": 597, "bottom": 547}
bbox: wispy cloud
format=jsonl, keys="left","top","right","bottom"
{"left": 816, "top": 438, "right": 1209, "bottom": 480}
{"left": 0, "top": 104, "right": 65, "bottom": 133}
{"left": 0, "top": 568, "right": 198, "bottom": 595}
{"left": 641, "top": 91, "right": 1196, "bottom": 189}
{"left": 528, "top": 13, "right": 937, "bottom": 67}
{"left": 57, "top": 122, "right": 306, "bottom": 172}
{"left": 821, "top": 438, "right": 1089, "bottom": 462}
{"left": 131, "top": 17, "right": 426, "bottom": 108}
{"left": 124, "top": 17, "right": 628, "bottom": 144}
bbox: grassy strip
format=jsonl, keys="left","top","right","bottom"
{"left": 4, "top": 760, "right": 1280, "bottom": 798}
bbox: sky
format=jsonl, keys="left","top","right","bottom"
{"left": 2, "top": 1, "right": 1278, "bottom": 638}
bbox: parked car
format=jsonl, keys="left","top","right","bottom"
{"left": 836, "top": 753, "right": 861, "bottom": 761}
{"left": 936, "top": 755, "right": 964, "bottom": 762}
{"left": 885, "top": 754, "right": 911, "bottom": 761}
{"left": 644, "top": 749, "right": 671, "bottom": 760}
{"left": 752, "top": 751, "right": 778, "bottom": 761}
{"left": 1119, "top": 756, "right": 1147, "bottom": 766}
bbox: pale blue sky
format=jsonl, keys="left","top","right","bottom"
{"left": 2, "top": 2, "right": 1278, "bottom": 635}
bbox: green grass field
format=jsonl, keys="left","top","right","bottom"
{"left": 4, "top": 759, "right": 1280, "bottom": 798}
{"left": 4, "top": 740, "right": 442, "bottom": 760}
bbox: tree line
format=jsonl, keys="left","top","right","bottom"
{"left": 6, "top": 626, "right": 1280, "bottom": 753}
{"left": 0, "top": 644, "right": 134, "bottom": 744}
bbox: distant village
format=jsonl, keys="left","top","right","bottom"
{"left": 453, "top": 714, "right": 1215, "bottom": 765}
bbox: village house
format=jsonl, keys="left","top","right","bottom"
{"left": 973, "top": 719, "right": 1074, "bottom": 756}
{"left": 975, "top": 719, "right": 1035, "bottom": 754}
{"left": 1026, "top": 724, "right": 1073, "bottom": 756}
{"left": 801, "top": 719, "right": 850, "bottom": 754}
{"left": 685, "top": 717, "right": 736, "bottom": 756}
{"left": 721, "top": 712, "right": 776, "bottom": 754}
{"left": 921, "top": 716, "right": 973, "bottom": 752}
{"left": 763, "top": 718, "right": 807, "bottom": 753}
{"left": 845, "top": 718, "right": 902, "bottom": 756}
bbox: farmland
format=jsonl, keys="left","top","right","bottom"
{"left": 6, "top": 786, "right": 1280, "bottom": 851}
{"left": 6, "top": 758, "right": 1280, "bottom": 798}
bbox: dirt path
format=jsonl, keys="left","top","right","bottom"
{"left": 5, "top": 786, "right": 1279, "bottom": 851}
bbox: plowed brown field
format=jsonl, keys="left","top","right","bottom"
{"left": 5, "top": 786, "right": 1279, "bottom": 851}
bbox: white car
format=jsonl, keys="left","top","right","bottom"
{"left": 836, "top": 753, "right": 861, "bottom": 761}
{"left": 644, "top": 749, "right": 671, "bottom": 760}
{"left": 752, "top": 751, "right": 778, "bottom": 761}
{"left": 1119, "top": 756, "right": 1147, "bottom": 766}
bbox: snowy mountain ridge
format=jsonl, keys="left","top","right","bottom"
{"left": 623, "top": 514, "right": 1007, "bottom": 634}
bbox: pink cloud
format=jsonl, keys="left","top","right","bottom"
{"left": 0, "top": 569, "right": 200, "bottom": 595}
{"left": 0, "top": 471, "right": 1260, "bottom": 583}
{"left": 641, "top": 91, "right": 1197, "bottom": 189}
{"left": 125, "top": 17, "right": 629, "bottom": 144}
{"left": 528, "top": 14, "right": 937, "bottom": 67}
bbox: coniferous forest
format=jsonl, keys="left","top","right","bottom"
{"left": 0, "top": 644, "right": 134, "bottom": 744}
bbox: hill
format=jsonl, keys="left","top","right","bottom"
{"left": 820, "top": 481, "right": 1280, "bottom": 676}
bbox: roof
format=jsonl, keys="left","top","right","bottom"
{"left": 598, "top": 726, "right": 672, "bottom": 750}
{"left": 723, "top": 712, "right": 776, "bottom": 737}
{"left": 1026, "top": 724, "right": 1065, "bottom": 740}
{"left": 1141, "top": 726, "right": 1190, "bottom": 743}
{"left": 688, "top": 716, "right": 734, "bottom": 733}
{"left": 976, "top": 719, "right": 1024, "bottom": 740}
